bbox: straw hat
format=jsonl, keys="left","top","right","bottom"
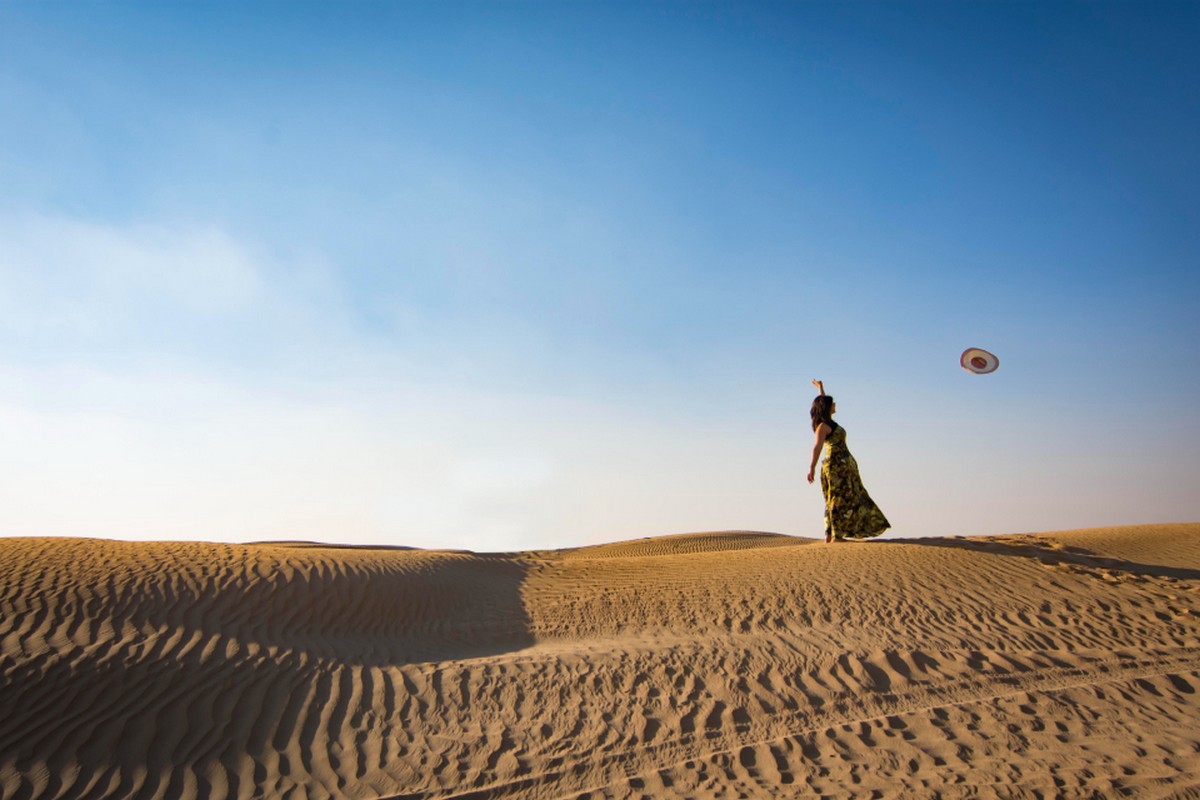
{"left": 960, "top": 347, "right": 999, "bottom": 374}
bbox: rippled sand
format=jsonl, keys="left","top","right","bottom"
{"left": 2, "top": 523, "right": 1199, "bottom": 798}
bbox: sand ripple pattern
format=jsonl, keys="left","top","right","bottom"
{"left": 2, "top": 524, "right": 1198, "bottom": 798}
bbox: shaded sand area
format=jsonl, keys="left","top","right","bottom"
{"left": 2, "top": 524, "right": 1199, "bottom": 799}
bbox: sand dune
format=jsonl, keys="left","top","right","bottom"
{"left": 2, "top": 523, "right": 1198, "bottom": 799}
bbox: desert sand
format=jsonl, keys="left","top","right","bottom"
{"left": 2, "top": 523, "right": 1199, "bottom": 799}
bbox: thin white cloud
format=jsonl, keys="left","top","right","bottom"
{"left": 0, "top": 212, "right": 367, "bottom": 380}
{"left": 0, "top": 216, "right": 795, "bottom": 548}
{"left": 0, "top": 215, "right": 264, "bottom": 333}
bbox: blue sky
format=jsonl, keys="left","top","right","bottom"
{"left": 1, "top": 2, "right": 1197, "bottom": 550}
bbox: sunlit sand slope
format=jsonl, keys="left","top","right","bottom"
{"left": 2, "top": 523, "right": 1198, "bottom": 799}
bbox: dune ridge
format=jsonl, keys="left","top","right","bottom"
{"left": 2, "top": 523, "right": 1198, "bottom": 798}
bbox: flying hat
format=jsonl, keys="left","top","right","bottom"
{"left": 960, "top": 347, "right": 999, "bottom": 374}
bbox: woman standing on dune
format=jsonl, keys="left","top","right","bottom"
{"left": 806, "top": 379, "right": 890, "bottom": 543}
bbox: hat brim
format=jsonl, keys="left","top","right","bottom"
{"left": 960, "top": 347, "right": 999, "bottom": 374}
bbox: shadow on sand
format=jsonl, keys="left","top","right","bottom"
{"left": 888, "top": 535, "right": 1200, "bottom": 582}
{"left": 0, "top": 548, "right": 537, "bottom": 793}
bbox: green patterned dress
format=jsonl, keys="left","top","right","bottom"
{"left": 820, "top": 423, "right": 890, "bottom": 540}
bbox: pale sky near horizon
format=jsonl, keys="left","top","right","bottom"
{"left": 1, "top": 1, "right": 1197, "bottom": 551}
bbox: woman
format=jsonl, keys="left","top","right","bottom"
{"left": 806, "top": 379, "right": 890, "bottom": 543}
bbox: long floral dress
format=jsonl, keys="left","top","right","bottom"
{"left": 820, "top": 423, "right": 890, "bottom": 540}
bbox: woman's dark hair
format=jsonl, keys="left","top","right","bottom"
{"left": 811, "top": 395, "right": 835, "bottom": 432}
